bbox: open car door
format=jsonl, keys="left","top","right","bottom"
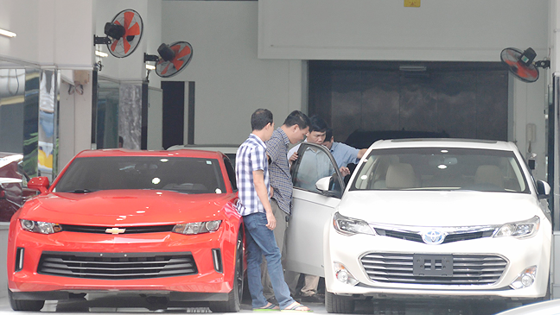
{"left": 284, "top": 143, "right": 345, "bottom": 277}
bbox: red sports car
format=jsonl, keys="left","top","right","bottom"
{"left": 7, "top": 149, "right": 244, "bottom": 312}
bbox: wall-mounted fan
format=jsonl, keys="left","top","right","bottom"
{"left": 500, "top": 47, "right": 549, "bottom": 83}
{"left": 144, "top": 41, "right": 193, "bottom": 78}
{"left": 93, "top": 9, "right": 144, "bottom": 58}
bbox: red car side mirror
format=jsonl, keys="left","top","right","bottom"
{"left": 28, "top": 177, "right": 50, "bottom": 194}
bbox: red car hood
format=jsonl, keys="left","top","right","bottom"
{"left": 19, "top": 190, "right": 238, "bottom": 226}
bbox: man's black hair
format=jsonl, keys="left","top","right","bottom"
{"left": 283, "top": 110, "right": 311, "bottom": 129}
{"left": 251, "top": 108, "right": 273, "bottom": 131}
{"left": 325, "top": 128, "right": 333, "bottom": 141}
{"left": 309, "top": 115, "right": 328, "bottom": 133}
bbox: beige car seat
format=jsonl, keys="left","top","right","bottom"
{"left": 386, "top": 163, "right": 417, "bottom": 189}
{"left": 474, "top": 165, "right": 503, "bottom": 188}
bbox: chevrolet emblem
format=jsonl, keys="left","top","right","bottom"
{"left": 105, "top": 227, "right": 126, "bottom": 235}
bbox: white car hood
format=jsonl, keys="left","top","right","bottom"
{"left": 339, "top": 190, "right": 545, "bottom": 227}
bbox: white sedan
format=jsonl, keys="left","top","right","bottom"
{"left": 285, "top": 139, "right": 552, "bottom": 313}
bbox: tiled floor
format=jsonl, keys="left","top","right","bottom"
{"left": 0, "top": 294, "right": 522, "bottom": 315}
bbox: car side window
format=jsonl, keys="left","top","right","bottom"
{"left": 292, "top": 143, "right": 344, "bottom": 196}
{"left": 223, "top": 156, "right": 237, "bottom": 191}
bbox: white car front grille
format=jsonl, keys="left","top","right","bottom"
{"left": 360, "top": 253, "right": 507, "bottom": 286}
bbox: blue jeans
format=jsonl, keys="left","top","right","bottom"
{"left": 243, "top": 212, "right": 295, "bottom": 309}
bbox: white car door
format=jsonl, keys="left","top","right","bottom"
{"left": 284, "top": 143, "right": 345, "bottom": 277}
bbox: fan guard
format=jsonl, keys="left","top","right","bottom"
{"left": 155, "top": 41, "right": 193, "bottom": 78}
{"left": 106, "top": 9, "right": 144, "bottom": 58}
{"left": 500, "top": 47, "right": 539, "bottom": 83}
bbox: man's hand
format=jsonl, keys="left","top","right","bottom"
{"left": 265, "top": 211, "right": 276, "bottom": 230}
{"left": 289, "top": 152, "right": 298, "bottom": 163}
{"left": 253, "top": 170, "right": 275, "bottom": 229}
{"left": 340, "top": 166, "right": 350, "bottom": 177}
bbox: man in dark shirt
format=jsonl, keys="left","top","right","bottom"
{"left": 261, "top": 110, "right": 310, "bottom": 302}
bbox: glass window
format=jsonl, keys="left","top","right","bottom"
{"left": 351, "top": 148, "right": 529, "bottom": 193}
{"left": 54, "top": 156, "right": 226, "bottom": 194}
{"left": 293, "top": 145, "right": 337, "bottom": 193}
{"left": 224, "top": 156, "right": 237, "bottom": 191}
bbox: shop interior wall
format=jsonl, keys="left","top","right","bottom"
{"left": 161, "top": 1, "right": 305, "bottom": 146}
{"left": 258, "top": 0, "right": 548, "bottom": 62}
{"left": 162, "top": 1, "right": 548, "bottom": 177}
{"left": 257, "top": 0, "right": 549, "bottom": 181}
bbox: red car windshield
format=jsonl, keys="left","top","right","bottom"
{"left": 54, "top": 156, "right": 226, "bottom": 194}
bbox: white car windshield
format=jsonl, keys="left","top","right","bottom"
{"left": 54, "top": 156, "right": 226, "bottom": 194}
{"left": 351, "top": 147, "right": 529, "bottom": 193}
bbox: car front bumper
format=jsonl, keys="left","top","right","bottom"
{"left": 324, "top": 225, "right": 551, "bottom": 300}
{"left": 7, "top": 224, "right": 239, "bottom": 300}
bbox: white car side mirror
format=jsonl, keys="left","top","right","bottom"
{"left": 315, "top": 176, "right": 332, "bottom": 192}
{"left": 536, "top": 180, "right": 550, "bottom": 199}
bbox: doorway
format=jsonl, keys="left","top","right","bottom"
{"left": 308, "top": 61, "right": 508, "bottom": 144}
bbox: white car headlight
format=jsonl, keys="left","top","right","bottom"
{"left": 493, "top": 216, "right": 539, "bottom": 239}
{"left": 20, "top": 219, "right": 61, "bottom": 234}
{"left": 333, "top": 212, "right": 376, "bottom": 236}
{"left": 333, "top": 262, "right": 359, "bottom": 286}
{"left": 173, "top": 220, "right": 222, "bottom": 235}
{"left": 510, "top": 266, "right": 537, "bottom": 289}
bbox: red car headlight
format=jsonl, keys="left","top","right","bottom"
{"left": 173, "top": 220, "right": 222, "bottom": 235}
{"left": 20, "top": 219, "right": 62, "bottom": 234}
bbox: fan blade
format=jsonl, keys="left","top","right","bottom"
{"left": 169, "top": 45, "right": 187, "bottom": 70}
{"left": 504, "top": 59, "right": 538, "bottom": 78}
{"left": 123, "top": 38, "right": 131, "bottom": 54}
{"left": 110, "top": 39, "right": 119, "bottom": 52}
{"left": 162, "top": 63, "right": 171, "bottom": 75}
{"left": 175, "top": 45, "right": 191, "bottom": 59}
{"left": 171, "top": 59, "right": 184, "bottom": 71}
{"left": 126, "top": 22, "right": 141, "bottom": 36}
{"left": 124, "top": 11, "right": 134, "bottom": 30}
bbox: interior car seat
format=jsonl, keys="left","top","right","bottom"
{"left": 474, "top": 165, "right": 504, "bottom": 188}
{"left": 385, "top": 163, "right": 417, "bottom": 189}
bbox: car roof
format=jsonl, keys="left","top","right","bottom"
{"left": 167, "top": 144, "right": 239, "bottom": 154}
{"left": 369, "top": 138, "right": 518, "bottom": 151}
{"left": 75, "top": 149, "right": 225, "bottom": 159}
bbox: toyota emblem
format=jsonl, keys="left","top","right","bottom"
{"left": 421, "top": 230, "right": 446, "bottom": 245}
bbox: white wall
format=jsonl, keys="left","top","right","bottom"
{"left": 0, "top": 0, "right": 94, "bottom": 68}
{"left": 259, "top": 0, "right": 549, "bottom": 61}
{"left": 0, "top": 0, "right": 40, "bottom": 63}
{"left": 511, "top": 78, "right": 548, "bottom": 180}
{"left": 162, "top": 2, "right": 304, "bottom": 145}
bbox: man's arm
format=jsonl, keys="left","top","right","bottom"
{"left": 357, "top": 148, "right": 367, "bottom": 159}
{"left": 266, "top": 136, "right": 281, "bottom": 164}
{"left": 253, "top": 170, "right": 276, "bottom": 230}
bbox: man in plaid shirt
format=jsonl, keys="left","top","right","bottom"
{"left": 261, "top": 110, "right": 311, "bottom": 302}
{"left": 236, "top": 109, "right": 310, "bottom": 312}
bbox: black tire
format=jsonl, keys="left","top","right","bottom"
{"left": 209, "top": 232, "right": 244, "bottom": 312}
{"left": 325, "top": 291, "right": 355, "bottom": 313}
{"left": 8, "top": 289, "right": 45, "bottom": 312}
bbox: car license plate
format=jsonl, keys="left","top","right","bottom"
{"left": 413, "top": 254, "right": 453, "bottom": 277}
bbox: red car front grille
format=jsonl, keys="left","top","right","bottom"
{"left": 60, "top": 224, "right": 175, "bottom": 234}
{"left": 37, "top": 251, "right": 198, "bottom": 280}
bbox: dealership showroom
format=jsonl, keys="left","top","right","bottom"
{"left": 4, "top": 0, "right": 560, "bottom": 314}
